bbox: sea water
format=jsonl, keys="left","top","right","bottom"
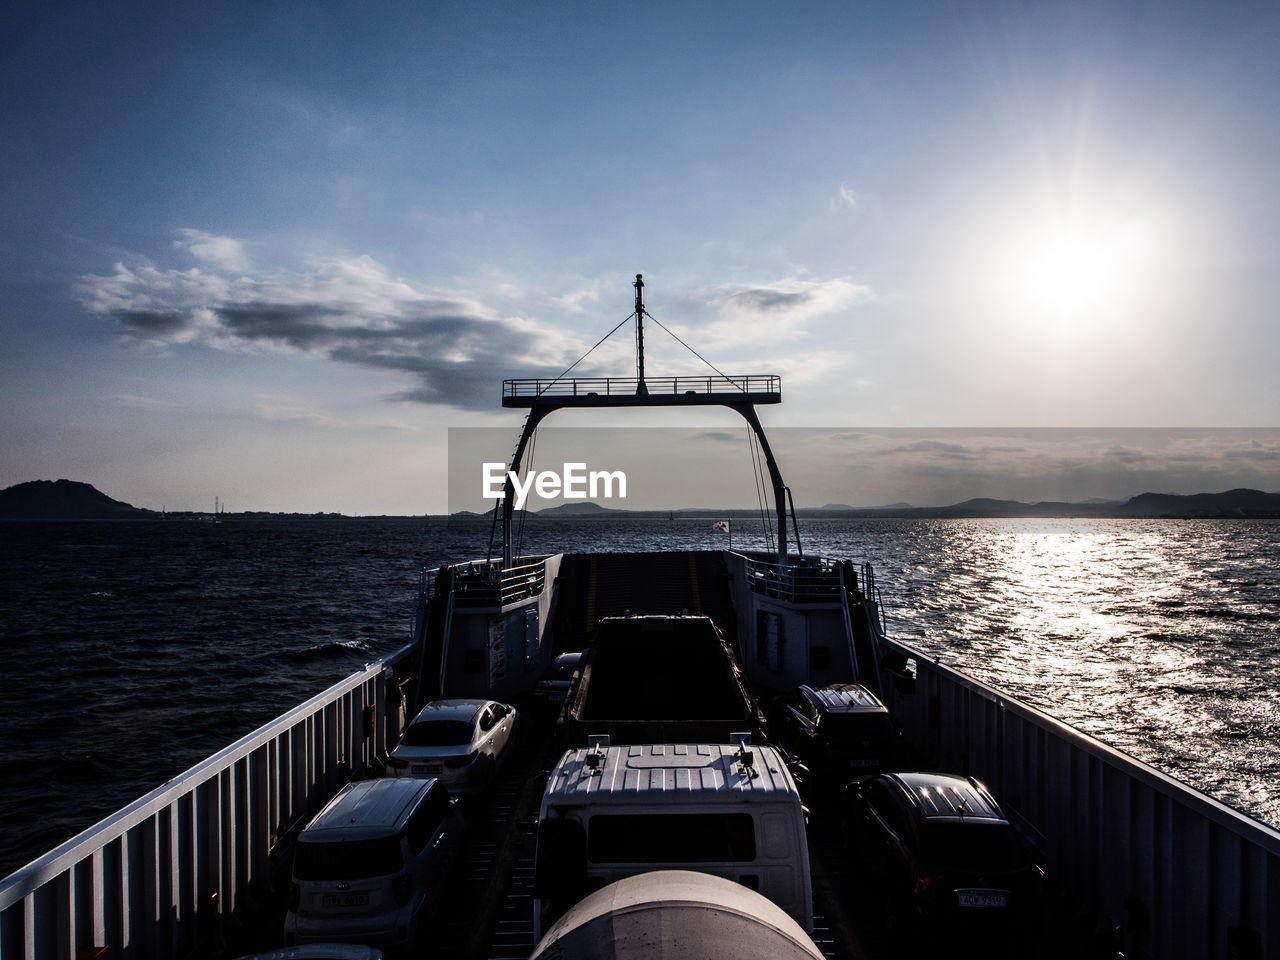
{"left": 1, "top": 515, "right": 1277, "bottom": 876}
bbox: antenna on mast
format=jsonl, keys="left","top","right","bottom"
{"left": 634, "top": 273, "right": 647, "bottom": 395}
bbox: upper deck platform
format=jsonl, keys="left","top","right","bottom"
{"left": 502, "top": 375, "right": 781, "bottom": 408}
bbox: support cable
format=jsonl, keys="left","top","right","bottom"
{"left": 514, "top": 426, "right": 538, "bottom": 560}
{"left": 645, "top": 311, "right": 749, "bottom": 391}
{"left": 537, "top": 313, "right": 636, "bottom": 394}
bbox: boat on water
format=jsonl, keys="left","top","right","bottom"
{"left": 2, "top": 277, "right": 1279, "bottom": 960}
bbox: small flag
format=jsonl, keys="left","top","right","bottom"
{"left": 712, "top": 520, "right": 730, "bottom": 532}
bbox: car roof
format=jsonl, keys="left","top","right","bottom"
{"left": 409, "top": 698, "right": 490, "bottom": 724}
{"left": 885, "top": 773, "right": 1007, "bottom": 824}
{"left": 301, "top": 777, "right": 438, "bottom": 841}
{"left": 800, "top": 683, "right": 888, "bottom": 716}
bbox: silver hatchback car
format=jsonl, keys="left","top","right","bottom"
{"left": 284, "top": 777, "right": 463, "bottom": 955}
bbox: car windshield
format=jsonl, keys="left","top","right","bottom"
{"left": 819, "top": 712, "right": 895, "bottom": 742}
{"left": 921, "top": 822, "right": 1022, "bottom": 871}
{"left": 401, "top": 719, "right": 475, "bottom": 747}
{"left": 294, "top": 836, "right": 403, "bottom": 880}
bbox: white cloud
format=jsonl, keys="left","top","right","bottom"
{"left": 550, "top": 287, "right": 602, "bottom": 313}
{"left": 253, "top": 405, "right": 348, "bottom": 428}
{"left": 77, "top": 233, "right": 585, "bottom": 410}
{"left": 834, "top": 181, "right": 858, "bottom": 210}
{"left": 175, "top": 229, "right": 251, "bottom": 273}
{"left": 679, "top": 276, "right": 873, "bottom": 352}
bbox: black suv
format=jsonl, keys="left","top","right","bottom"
{"left": 842, "top": 772, "right": 1043, "bottom": 951}
{"left": 773, "top": 683, "right": 902, "bottom": 778}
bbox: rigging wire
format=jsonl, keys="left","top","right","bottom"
{"left": 645, "top": 311, "right": 748, "bottom": 390}
{"left": 537, "top": 312, "right": 636, "bottom": 394}
{"left": 515, "top": 426, "right": 538, "bottom": 560}
{"left": 487, "top": 477, "right": 501, "bottom": 563}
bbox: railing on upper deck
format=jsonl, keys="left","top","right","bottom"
{"left": 422, "top": 556, "right": 548, "bottom": 608}
{"left": 502, "top": 374, "right": 781, "bottom": 400}
{"left": 0, "top": 645, "right": 413, "bottom": 960}
{"left": 740, "top": 555, "right": 844, "bottom": 603}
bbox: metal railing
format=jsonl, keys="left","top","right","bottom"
{"left": 740, "top": 555, "right": 845, "bottom": 603}
{"left": 502, "top": 375, "right": 781, "bottom": 399}
{"left": 422, "top": 557, "right": 548, "bottom": 608}
{"left": 881, "top": 638, "right": 1280, "bottom": 960}
{"left": 861, "top": 561, "right": 887, "bottom": 634}
{"left": 0, "top": 646, "right": 412, "bottom": 960}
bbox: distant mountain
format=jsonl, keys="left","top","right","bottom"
{"left": 534, "top": 501, "right": 627, "bottom": 516}
{"left": 0, "top": 480, "right": 151, "bottom": 519}
{"left": 812, "top": 502, "right": 913, "bottom": 511}
{"left": 1119, "top": 488, "right": 1280, "bottom": 518}
{"left": 884, "top": 489, "right": 1280, "bottom": 519}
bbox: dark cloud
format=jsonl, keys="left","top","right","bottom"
{"left": 108, "top": 294, "right": 564, "bottom": 411}
{"left": 215, "top": 303, "right": 348, "bottom": 348}
{"left": 879, "top": 439, "right": 982, "bottom": 460}
{"left": 726, "top": 289, "right": 811, "bottom": 313}
{"left": 117, "top": 310, "right": 197, "bottom": 338}
{"left": 1227, "top": 447, "right": 1280, "bottom": 461}
{"left": 388, "top": 356, "right": 565, "bottom": 410}
{"left": 1103, "top": 446, "right": 1152, "bottom": 464}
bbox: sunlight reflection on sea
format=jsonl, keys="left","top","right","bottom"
{"left": 1, "top": 515, "right": 1277, "bottom": 877}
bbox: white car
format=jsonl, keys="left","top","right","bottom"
{"left": 386, "top": 699, "right": 517, "bottom": 794}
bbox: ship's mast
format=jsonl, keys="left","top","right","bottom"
{"left": 634, "top": 273, "right": 648, "bottom": 395}
{"left": 501, "top": 275, "right": 791, "bottom": 569}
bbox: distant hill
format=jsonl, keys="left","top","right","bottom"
{"left": 835, "top": 489, "right": 1280, "bottom": 519}
{"left": 0, "top": 480, "right": 151, "bottom": 519}
{"left": 1119, "top": 488, "right": 1280, "bottom": 518}
{"left": 534, "top": 501, "right": 627, "bottom": 516}
{"left": 8, "top": 480, "right": 1280, "bottom": 521}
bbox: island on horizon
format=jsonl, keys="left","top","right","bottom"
{"left": 4, "top": 478, "right": 1280, "bottom": 521}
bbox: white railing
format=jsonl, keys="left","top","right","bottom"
{"left": 502, "top": 374, "right": 781, "bottom": 399}
{"left": 740, "top": 555, "right": 844, "bottom": 603}
{"left": 881, "top": 637, "right": 1280, "bottom": 960}
{"left": 422, "top": 556, "right": 548, "bottom": 608}
{"left": 0, "top": 645, "right": 413, "bottom": 960}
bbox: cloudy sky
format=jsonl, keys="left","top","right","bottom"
{"left": 3, "top": 1, "right": 1279, "bottom": 513}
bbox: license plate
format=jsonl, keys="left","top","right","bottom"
{"left": 412, "top": 764, "right": 443, "bottom": 775}
{"left": 322, "top": 893, "right": 369, "bottom": 907}
{"left": 957, "top": 890, "right": 1008, "bottom": 908}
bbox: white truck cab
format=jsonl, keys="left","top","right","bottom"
{"left": 533, "top": 736, "right": 812, "bottom": 939}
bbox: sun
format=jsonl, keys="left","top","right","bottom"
{"left": 1000, "top": 202, "right": 1169, "bottom": 329}
{"left": 1019, "top": 224, "right": 1116, "bottom": 315}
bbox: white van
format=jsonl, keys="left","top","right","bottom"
{"left": 532, "top": 737, "right": 812, "bottom": 939}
